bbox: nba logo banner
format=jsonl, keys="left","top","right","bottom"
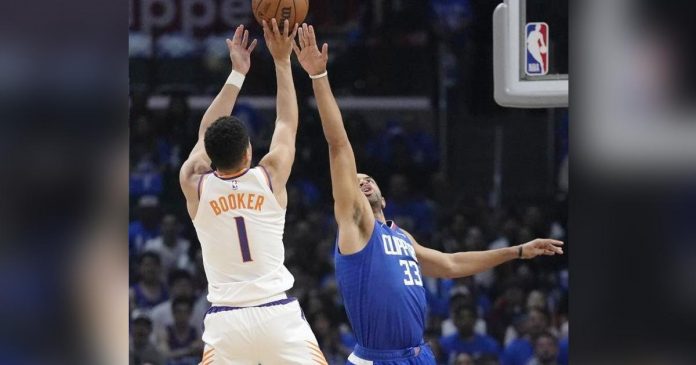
{"left": 525, "top": 22, "right": 549, "bottom": 76}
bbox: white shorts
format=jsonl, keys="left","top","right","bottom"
{"left": 199, "top": 298, "right": 327, "bottom": 365}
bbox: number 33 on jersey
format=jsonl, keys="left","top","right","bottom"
{"left": 382, "top": 233, "right": 423, "bottom": 287}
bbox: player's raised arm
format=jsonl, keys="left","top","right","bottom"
{"left": 293, "top": 24, "right": 374, "bottom": 252}
{"left": 403, "top": 230, "right": 564, "bottom": 279}
{"left": 179, "top": 25, "right": 257, "bottom": 218}
{"left": 258, "top": 19, "right": 299, "bottom": 208}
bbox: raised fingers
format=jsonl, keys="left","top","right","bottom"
{"left": 272, "top": 18, "right": 281, "bottom": 37}
{"left": 308, "top": 25, "right": 317, "bottom": 46}
{"left": 282, "top": 19, "right": 290, "bottom": 37}
{"left": 232, "top": 24, "right": 243, "bottom": 45}
{"left": 297, "top": 26, "right": 306, "bottom": 49}
{"left": 242, "top": 29, "right": 249, "bottom": 48}
{"left": 290, "top": 22, "right": 299, "bottom": 40}
{"left": 248, "top": 38, "right": 258, "bottom": 52}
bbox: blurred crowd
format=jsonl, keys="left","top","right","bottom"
{"left": 130, "top": 1, "right": 568, "bottom": 364}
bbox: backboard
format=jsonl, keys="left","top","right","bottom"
{"left": 493, "top": 0, "right": 568, "bottom": 108}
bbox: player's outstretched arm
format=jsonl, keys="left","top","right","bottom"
{"left": 293, "top": 24, "right": 373, "bottom": 252}
{"left": 403, "top": 230, "right": 563, "bottom": 279}
{"left": 258, "top": 19, "right": 299, "bottom": 208}
{"left": 180, "top": 25, "right": 257, "bottom": 218}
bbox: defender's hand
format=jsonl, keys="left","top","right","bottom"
{"left": 263, "top": 19, "right": 299, "bottom": 62}
{"left": 226, "top": 24, "right": 258, "bottom": 75}
{"left": 292, "top": 23, "right": 329, "bottom": 76}
{"left": 518, "top": 239, "right": 564, "bottom": 259}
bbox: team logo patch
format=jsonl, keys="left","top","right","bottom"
{"left": 525, "top": 22, "right": 549, "bottom": 76}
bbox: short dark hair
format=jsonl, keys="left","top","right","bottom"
{"left": 533, "top": 331, "right": 557, "bottom": 344}
{"left": 138, "top": 251, "right": 161, "bottom": 266}
{"left": 132, "top": 315, "right": 152, "bottom": 329}
{"left": 172, "top": 296, "right": 194, "bottom": 312}
{"left": 454, "top": 303, "right": 478, "bottom": 317}
{"left": 168, "top": 269, "right": 193, "bottom": 286}
{"left": 204, "top": 116, "right": 249, "bottom": 170}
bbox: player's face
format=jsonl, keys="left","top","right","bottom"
{"left": 357, "top": 173, "right": 384, "bottom": 207}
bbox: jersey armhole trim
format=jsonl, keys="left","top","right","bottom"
{"left": 335, "top": 220, "right": 377, "bottom": 258}
{"left": 258, "top": 165, "right": 273, "bottom": 192}
{"left": 197, "top": 171, "right": 213, "bottom": 199}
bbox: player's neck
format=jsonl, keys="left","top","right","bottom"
{"left": 373, "top": 208, "right": 386, "bottom": 224}
{"left": 216, "top": 165, "right": 247, "bottom": 178}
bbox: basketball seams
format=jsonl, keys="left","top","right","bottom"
{"left": 273, "top": 0, "right": 282, "bottom": 23}
{"left": 254, "top": 0, "right": 265, "bottom": 15}
{"left": 291, "top": 0, "right": 297, "bottom": 26}
{"left": 253, "top": 0, "right": 307, "bottom": 28}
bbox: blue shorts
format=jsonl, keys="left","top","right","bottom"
{"left": 346, "top": 343, "right": 436, "bottom": 365}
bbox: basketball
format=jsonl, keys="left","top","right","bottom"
{"left": 251, "top": 0, "right": 308, "bottom": 29}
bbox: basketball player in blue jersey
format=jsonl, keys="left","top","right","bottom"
{"left": 292, "top": 24, "right": 564, "bottom": 365}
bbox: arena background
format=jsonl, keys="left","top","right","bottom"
{"left": 128, "top": 1, "right": 569, "bottom": 364}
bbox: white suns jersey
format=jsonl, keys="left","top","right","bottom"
{"left": 192, "top": 167, "right": 294, "bottom": 306}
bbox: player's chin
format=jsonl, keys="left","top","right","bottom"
{"left": 366, "top": 194, "right": 381, "bottom": 205}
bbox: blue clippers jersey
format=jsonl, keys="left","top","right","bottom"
{"left": 335, "top": 220, "right": 427, "bottom": 350}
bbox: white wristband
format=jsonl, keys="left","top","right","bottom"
{"left": 226, "top": 70, "right": 246, "bottom": 89}
{"left": 309, "top": 71, "right": 328, "bottom": 80}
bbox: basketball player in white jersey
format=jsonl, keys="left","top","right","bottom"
{"left": 179, "top": 20, "right": 327, "bottom": 365}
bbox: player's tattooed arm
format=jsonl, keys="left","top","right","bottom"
{"left": 293, "top": 24, "right": 374, "bottom": 251}
{"left": 404, "top": 230, "right": 563, "bottom": 279}
{"left": 258, "top": 19, "right": 299, "bottom": 206}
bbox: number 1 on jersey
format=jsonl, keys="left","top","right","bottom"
{"left": 234, "top": 217, "right": 252, "bottom": 262}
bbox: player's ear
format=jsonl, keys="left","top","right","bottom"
{"left": 381, "top": 197, "right": 386, "bottom": 209}
{"left": 245, "top": 143, "right": 253, "bottom": 164}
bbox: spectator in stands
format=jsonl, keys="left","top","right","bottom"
{"left": 453, "top": 352, "right": 474, "bottom": 365}
{"left": 557, "top": 336, "right": 568, "bottom": 365}
{"left": 149, "top": 270, "right": 208, "bottom": 338}
{"left": 129, "top": 195, "right": 162, "bottom": 255}
{"left": 442, "top": 213, "right": 470, "bottom": 253}
{"left": 502, "top": 308, "right": 551, "bottom": 365}
{"left": 488, "top": 279, "right": 526, "bottom": 343}
{"left": 383, "top": 173, "right": 435, "bottom": 239}
{"left": 403, "top": 119, "right": 439, "bottom": 173}
{"left": 476, "top": 218, "right": 520, "bottom": 290}
{"left": 439, "top": 304, "right": 501, "bottom": 363}
{"left": 505, "top": 290, "right": 548, "bottom": 345}
{"left": 143, "top": 214, "right": 191, "bottom": 274}
{"left": 130, "top": 251, "right": 169, "bottom": 312}
{"left": 156, "top": 297, "right": 203, "bottom": 365}
{"left": 440, "top": 286, "right": 487, "bottom": 337}
{"left": 130, "top": 316, "right": 164, "bottom": 365}
{"left": 477, "top": 354, "right": 501, "bottom": 365}
{"left": 312, "top": 312, "right": 352, "bottom": 365}
{"left": 526, "top": 332, "right": 559, "bottom": 365}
